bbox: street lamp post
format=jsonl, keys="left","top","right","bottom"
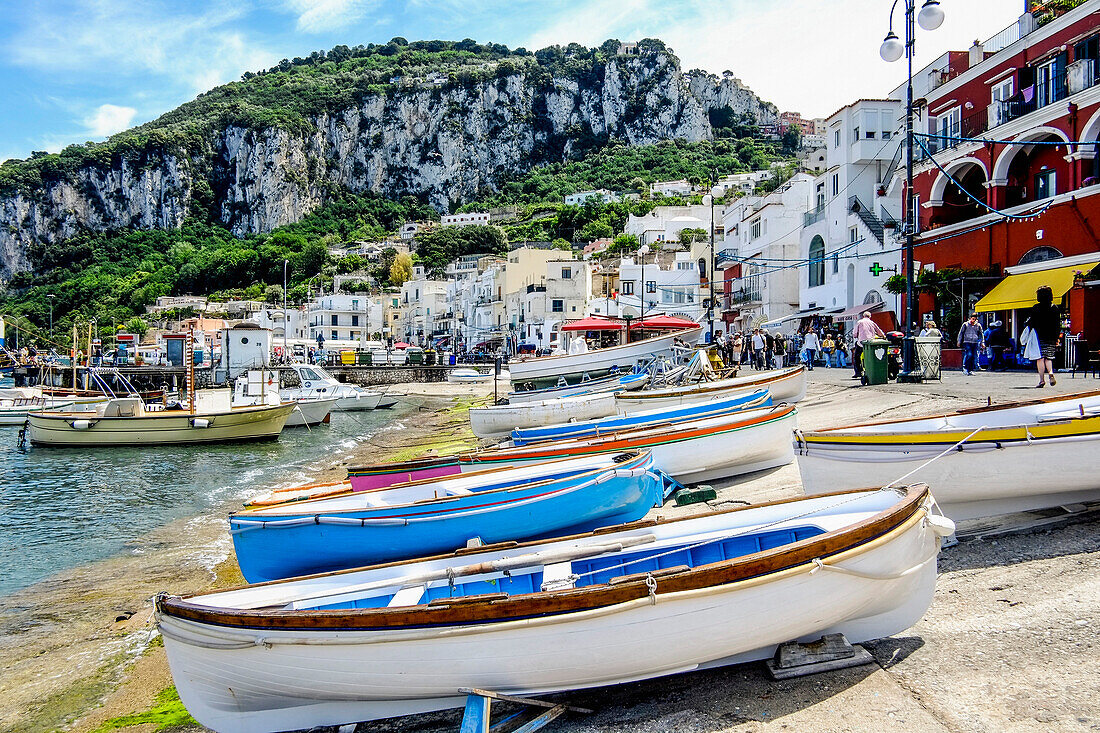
{"left": 282, "top": 259, "right": 290, "bottom": 362}
{"left": 638, "top": 243, "right": 650, "bottom": 339}
{"left": 881, "top": 0, "right": 943, "bottom": 383}
{"left": 704, "top": 172, "right": 717, "bottom": 343}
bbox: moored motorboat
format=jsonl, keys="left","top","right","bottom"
{"left": 27, "top": 398, "right": 296, "bottom": 447}
{"left": 283, "top": 363, "right": 385, "bottom": 411}
{"left": 157, "top": 485, "right": 949, "bottom": 733}
{"left": 465, "top": 404, "right": 798, "bottom": 482}
{"left": 508, "top": 372, "right": 649, "bottom": 404}
{"left": 508, "top": 327, "right": 701, "bottom": 388}
{"left": 447, "top": 368, "right": 493, "bottom": 383}
{"left": 230, "top": 451, "right": 663, "bottom": 582}
{"left": 796, "top": 391, "right": 1100, "bottom": 520}
{"left": 615, "top": 365, "right": 806, "bottom": 411}
{"left": 0, "top": 395, "right": 78, "bottom": 425}
{"left": 470, "top": 392, "right": 618, "bottom": 439}
{"left": 510, "top": 388, "right": 772, "bottom": 446}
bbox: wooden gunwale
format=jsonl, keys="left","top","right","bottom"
{"left": 618, "top": 366, "right": 804, "bottom": 400}
{"left": 463, "top": 405, "right": 796, "bottom": 463}
{"left": 347, "top": 456, "right": 462, "bottom": 477}
{"left": 804, "top": 389, "right": 1100, "bottom": 433}
{"left": 159, "top": 485, "right": 928, "bottom": 631}
{"left": 231, "top": 452, "right": 651, "bottom": 519}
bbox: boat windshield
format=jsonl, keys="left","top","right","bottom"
{"left": 298, "top": 367, "right": 329, "bottom": 382}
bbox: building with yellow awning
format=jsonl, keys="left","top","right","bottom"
{"left": 975, "top": 260, "right": 1100, "bottom": 313}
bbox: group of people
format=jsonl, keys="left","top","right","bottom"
{"left": 713, "top": 329, "right": 788, "bottom": 371}
{"left": 952, "top": 286, "right": 1062, "bottom": 386}
{"left": 797, "top": 311, "right": 887, "bottom": 379}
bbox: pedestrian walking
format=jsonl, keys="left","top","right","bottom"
{"left": 821, "top": 333, "right": 835, "bottom": 368}
{"left": 987, "top": 320, "right": 1011, "bottom": 372}
{"left": 852, "top": 312, "right": 885, "bottom": 379}
{"left": 957, "top": 314, "right": 985, "bottom": 376}
{"left": 1024, "top": 286, "right": 1062, "bottom": 387}
{"left": 773, "top": 331, "right": 787, "bottom": 367}
{"left": 751, "top": 329, "right": 766, "bottom": 370}
{"left": 919, "top": 319, "right": 941, "bottom": 339}
{"left": 802, "top": 329, "right": 820, "bottom": 370}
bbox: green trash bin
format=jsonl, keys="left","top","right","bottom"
{"left": 357, "top": 351, "right": 372, "bottom": 366}
{"left": 407, "top": 350, "right": 423, "bottom": 365}
{"left": 862, "top": 338, "right": 891, "bottom": 385}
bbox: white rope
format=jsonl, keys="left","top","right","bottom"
{"left": 809, "top": 550, "right": 938, "bottom": 581}
{"left": 882, "top": 426, "right": 987, "bottom": 489}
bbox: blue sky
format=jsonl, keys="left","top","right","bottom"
{"left": 0, "top": 0, "right": 1025, "bottom": 163}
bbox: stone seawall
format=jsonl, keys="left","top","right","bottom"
{"left": 327, "top": 365, "right": 483, "bottom": 386}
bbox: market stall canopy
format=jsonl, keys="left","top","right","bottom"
{"left": 833, "top": 301, "right": 886, "bottom": 323}
{"left": 628, "top": 315, "right": 699, "bottom": 330}
{"left": 393, "top": 342, "right": 411, "bottom": 349}
{"left": 560, "top": 316, "right": 626, "bottom": 332}
{"left": 975, "top": 260, "right": 1100, "bottom": 313}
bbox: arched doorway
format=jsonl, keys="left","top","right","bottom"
{"left": 808, "top": 236, "right": 825, "bottom": 288}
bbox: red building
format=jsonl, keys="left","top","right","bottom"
{"left": 903, "top": 0, "right": 1100, "bottom": 351}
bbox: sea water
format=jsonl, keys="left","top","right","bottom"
{"left": 0, "top": 404, "right": 411, "bottom": 596}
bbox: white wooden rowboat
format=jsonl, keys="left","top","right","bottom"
{"left": 615, "top": 366, "right": 806, "bottom": 412}
{"left": 157, "top": 485, "right": 949, "bottom": 733}
{"left": 508, "top": 328, "right": 701, "bottom": 386}
{"left": 469, "top": 392, "right": 618, "bottom": 439}
{"left": 796, "top": 391, "right": 1100, "bottom": 521}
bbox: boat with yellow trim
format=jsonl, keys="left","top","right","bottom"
{"left": 796, "top": 391, "right": 1100, "bottom": 520}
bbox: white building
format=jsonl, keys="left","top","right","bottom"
{"left": 307, "top": 293, "right": 384, "bottom": 346}
{"left": 564, "top": 189, "right": 617, "bottom": 206}
{"left": 250, "top": 307, "right": 309, "bottom": 344}
{"left": 395, "top": 277, "right": 449, "bottom": 346}
{"left": 508, "top": 259, "right": 592, "bottom": 349}
{"left": 624, "top": 205, "right": 721, "bottom": 247}
{"left": 650, "top": 179, "right": 692, "bottom": 197}
{"left": 441, "top": 212, "right": 490, "bottom": 227}
{"left": 711, "top": 171, "right": 771, "bottom": 198}
{"left": 614, "top": 252, "right": 705, "bottom": 322}
{"left": 799, "top": 98, "right": 904, "bottom": 327}
{"left": 721, "top": 173, "right": 816, "bottom": 330}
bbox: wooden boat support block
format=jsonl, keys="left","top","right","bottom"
{"left": 764, "top": 634, "right": 876, "bottom": 680}
{"left": 675, "top": 486, "right": 717, "bottom": 506}
{"left": 458, "top": 688, "right": 590, "bottom": 733}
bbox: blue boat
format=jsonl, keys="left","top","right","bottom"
{"left": 509, "top": 388, "right": 774, "bottom": 446}
{"left": 230, "top": 451, "right": 667, "bottom": 583}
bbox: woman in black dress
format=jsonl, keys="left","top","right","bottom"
{"left": 1025, "top": 285, "right": 1062, "bottom": 387}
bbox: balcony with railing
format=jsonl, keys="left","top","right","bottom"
{"left": 803, "top": 205, "right": 826, "bottom": 228}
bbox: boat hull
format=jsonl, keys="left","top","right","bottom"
{"left": 798, "top": 426, "right": 1100, "bottom": 521}
{"left": 470, "top": 393, "right": 618, "bottom": 439}
{"left": 27, "top": 404, "right": 295, "bottom": 446}
{"left": 467, "top": 405, "right": 798, "bottom": 483}
{"left": 332, "top": 392, "right": 383, "bottom": 411}
{"left": 615, "top": 366, "right": 806, "bottom": 411}
{"left": 507, "top": 373, "right": 648, "bottom": 404}
{"left": 508, "top": 328, "right": 700, "bottom": 387}
{"left": 231, "top": 453, "right": 661, "bottom": 582}
{"left": 285, "top": 399, "right": 337, "bottom": 427}
{"left": 159, "top": 489, "right": 942, "bottom": 733}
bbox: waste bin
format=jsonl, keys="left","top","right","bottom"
{"left": 424, "top": 350, "right": 436, "bottom": 366}
{"left": 357, "top": 351, "right": 372, "bottom": 366}
{"left": 449, "top": 354, "right": 457, "bottom": 366}
{"left": 340, "top": 350, "right": 356, "bottom": 366}
{"left": 862, "top": 338, "right": 891, "bottom": 385}
{"left": 407, "top": 350, "right": 423, "bottom": 365}
{"left": 914, "top": 336, "right": 942, "bottom": 380}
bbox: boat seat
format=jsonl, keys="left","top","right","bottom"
{"left": 387, "top": 585, "right": 426, "bottom": 607}
{"left": 542, "top": 561, "right": 575, "bottom": 590}
{"left": 446, "top": 487, "right": 473, "bottom": 496}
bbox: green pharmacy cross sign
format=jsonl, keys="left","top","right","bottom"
{"left": 869, "top": 262, "right": 898, "bottom": 277}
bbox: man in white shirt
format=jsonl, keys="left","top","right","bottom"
{"left": 751, "top": 329, "right": 766, "bottom": 370}
{"left": 802, "top": 329, "right": 821, "bottom": 370}
{"left": 852, "top": 312, "right": 886, "bottom": 379}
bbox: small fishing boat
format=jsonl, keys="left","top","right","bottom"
{"left": 508, "top": 327, "right": 700, "bottom": 388}
{"left": 508, "top": 372, "right": 649, "bottom": 404}
{"left": 466, "top": 404, "right": 798, "bottom": 482}
{"left": 283, "top": 363, "right": 388, "bottom": 411}
{"left": 230, "top": 451, "right": 663, "bottom": 582}
{"left": 510, "top": 388, "right": 772, "bottom": 446}
{"left": 447, "top": 368, "right": 493, "bottom": 383}
{"left": 796, "top": 391, "right": 1100, "bottom": 521}
{"left": 470, "top": 392, "right": 619, "bottom": 439}
{"left": 157, "top": 485, "right": 949, "bottom": 733}
{"left": 0, "top": 394, "right": 78, "bottom": 425}
{"left": 27, "top": 398, "right": 296, "bottom": 447}
{"left": 233, "top": 371, "right": 336, "bottom": 427}
{"left": 615, "top": 365, "right": 806, "bottom": 411}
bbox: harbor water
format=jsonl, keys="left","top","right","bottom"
{"left": 0, "top": 398, "right": 413, "bottom": 597}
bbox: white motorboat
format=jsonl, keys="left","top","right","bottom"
{"left": 796, "top": 391, "right": 1100, "bottom": 521}
{"left": 157, "top": 485, "right": 949, "bottom": 733}
{"left": 508, "top": 328, "right": 701, "bottom": 388}
{"left": 447, "top": 368, "right": 493, "bottom": 383}
{"left": 283, "top": 363, "right": 385, "bottom": 411}
{"left": 469, "top": 392, "right": 618, "bottom": 439}
{"left": 233, "top": 371, "right": 336, "bottom": 427}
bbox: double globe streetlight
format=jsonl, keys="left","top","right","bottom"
{"left": 878, "top": 0, "right": 944, "bottom": 383}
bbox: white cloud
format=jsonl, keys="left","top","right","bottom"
{"left": 282, "top": 0, "right": 371, "bottom": 33}
{"left": 82, "top": 104, "right": 137, "bottom": 138}
{"left": 524, "top": 0, "right": 1025, "bottom": 119}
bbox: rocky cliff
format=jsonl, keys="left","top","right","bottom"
{"left": 0, "top": 40, "right": 777, "bottom": 278}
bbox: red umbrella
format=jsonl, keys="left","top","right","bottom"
{"left": 393, "top": 342, "right": 412, "bottom": 349}
{"left": 629, "top": 315, "right": 699, "bottom": 330}
{"left": 560, "top": 316, "right": 626, "bottom": 332}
